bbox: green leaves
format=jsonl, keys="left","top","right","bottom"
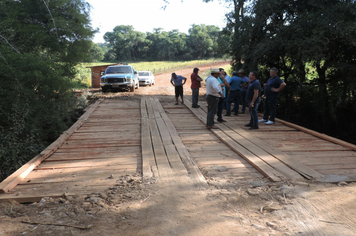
{"left": 225, "top": 0, "right": 356, "bottom": 143}
{"left": 0, "top": 0, "right": 95, "bottom": 181}
{"left": 102, "top": 24, "right": 223, "bottom": 61}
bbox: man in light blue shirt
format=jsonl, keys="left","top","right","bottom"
{"left": 225, "top": 71, "right": 243, "bottom": 116}
{"left": 171, "top": 73, "right": 186, "bottom": 105}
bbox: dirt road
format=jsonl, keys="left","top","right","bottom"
{"left": 1, "top": 64, "right": 356, "bottom": 235}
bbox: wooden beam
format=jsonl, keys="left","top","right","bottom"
{"left": 155, "top": 98, "right": 207, "bottom": 186}
{"left": 141, "top": 98, "right": 158, "bottom": 178}
{"left": 0, "top": 99, "right": 104, "bottom": 194}
{"left": 148, "top": 118, "right": 172, "bottom": 178}
{"left": 275, "top": 118, "right": 356, "bottom": 151}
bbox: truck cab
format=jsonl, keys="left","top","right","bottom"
{"left": 100, "top": 65, "right": 139, "bottom": 92}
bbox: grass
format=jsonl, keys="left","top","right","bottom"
{"left": 73, "top": 59, "right": 229, "bottom": 89}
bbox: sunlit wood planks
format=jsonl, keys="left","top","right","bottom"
{"left": 0, "top": 99, "right": 141, "bottom": 202}
{"left": 140, "top": 97, "right": 206, "bottom": 186}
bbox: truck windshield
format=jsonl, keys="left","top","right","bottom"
{"left": 106, "top": 66, "right": 132, "bottom": 74}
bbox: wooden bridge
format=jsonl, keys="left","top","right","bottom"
{"left": 1, "top": 96, "right": 356, "bottom": 203}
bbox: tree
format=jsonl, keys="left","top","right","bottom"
{"left": 0, "top": 0, "right": 96, "bottom": 180}
{"left": 103, "top": 25, "right": 146, "bottom": 61}
{"left": 88, "top": 42, "right": 104, "bottom": 62}
{"left": 188, "top": 24, "right": 215, "bottom": 58}
{"left": 220, "top": 0, "right": 356, "bottom": 142}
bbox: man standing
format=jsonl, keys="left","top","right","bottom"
{"left": 245, "top": 71, "right": 262, "bottom": 130}
{"left": 238, "top": 69, "right": 250, "bottom": 114}
{"left": 206, "top": 68, "right": 224, "bottom": 129}
{"left": 217, "top": 70, "right": 230, "bottom": 122}
{"left": 191, "top": 68, "right": 203, "bottom": 108}
{"left": 225, "top": 71, "right": 242, "bottom": 116}
{"left": 170, "top": 73, "right": 187, "bottom": 105}
{"left": 259, "top": 68, "right": 286, "bottom": 125}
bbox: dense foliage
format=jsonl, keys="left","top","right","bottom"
{"left": 215, "top": 0, "right": 356, "bottom": 143}
{"left": 100, "top": 24, "right": 224, "bottom": 61}
{"left": 0, "top": 0, "right": 95, "bottom": 180}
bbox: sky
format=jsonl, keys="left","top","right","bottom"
{"left": 86, "top": 0, "right": 230, "bottom": 43}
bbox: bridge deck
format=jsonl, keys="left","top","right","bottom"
{"left": 1, "top": 96, "right": 356, "bottom": 202}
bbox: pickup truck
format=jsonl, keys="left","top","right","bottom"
{"left": 100, "top": 65, "right": 139, "bottom": 92}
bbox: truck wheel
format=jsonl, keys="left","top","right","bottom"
{"left": 102, "top": 87, "right": 108, "bottom": 92}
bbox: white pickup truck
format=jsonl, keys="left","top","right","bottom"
{"left": 100, "top": 65, "right": 139, "bottom": 92}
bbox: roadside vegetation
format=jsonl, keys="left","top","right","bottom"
{"left": 0, "top": 0, "right": 96, "bottom": 181}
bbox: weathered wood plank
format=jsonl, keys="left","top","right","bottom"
{"left": 141, "top": 98, "right": 157, "bottom": 178}
{"left": 276, "top": 118, "right": 356, "bottom": 151}
{"left": 156, "top": 98, "right": 207, "bottom": 186}
{"left": 219, "top": 122, "right": 323, "bottom": 180}
{"left": 184, "top": 99, "right": 284, "bottom": 182}
{"left": 37, "top": 158, "right": 139, "bottom": 169}
{"left": 155, "top": 117, "right": 188, "bottom": 175}
{"left": 148, "top": 117, "right": 172, "bottom": 178}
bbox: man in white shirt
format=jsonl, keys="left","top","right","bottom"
{"left": 205, "top": 68, "right": 224, "bottom": 129}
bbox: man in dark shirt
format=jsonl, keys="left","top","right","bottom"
{"left": 245, "top": 71, "right": 261, "bottom": 130}
{"left": 259, "top": 67, "right": 286, "bottom": 125}
{"left": 225, "top": 71, "right": 242, "bottom": 116}
{"left": 191, "top": 67, "right": 203, "bottom": 108}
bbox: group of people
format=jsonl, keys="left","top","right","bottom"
{"left": 170, "top": 67, "right": 286, "bottom": 130}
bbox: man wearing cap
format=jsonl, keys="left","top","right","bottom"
{"left": 170, "top": 72, "right": 187, "bottom": 105}
{"left": 216, "top": 69, "right": 230, "bottom": 122}
{"left": 238, "top": 69, "right": 250, "bottom": 114}
{"left": 205, "top": 68, "right": 224, "bottom": 129}
{"left": 191, "top": 68, "right": 203, "bottom": 108}
{"left": 258, "top": 67, "right": 286, "bottom": 125}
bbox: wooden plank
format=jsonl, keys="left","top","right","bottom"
{"left": 149, "top": 97, "right": 161, "bottom": 118}
{"left": 141, "top": 98, "right": 158, "bottom": 178}
{"left": 0, "top": 99, "right": 104, "bottom": 194}
{"left": 156, "top": 99, "right": 207, "bottom": 186}
{"left": 220, "top": 122, "right": 323, "bottom": 180}
{"left": 59, "top": 141, "right": 140, "bottom": 149}
{"left": 149, "top": 117, "right": 172, "bottom": 178}
{"left": 155, "top": 117, "right": 188, "bottom": 175}
{"left": 146, "top": 97, "right": 155, "bottom": 119}
{"left": 68, "top": 133, "right": 140, "bottom": 140}
{"left": 75, "top": 125, "right": 140, "bottom": 132}
{"left": 85, "top": 118, "right": 140, "bottom": 124}
{"left": 183, "top": 99, "right": 283, "bottom": 182}
{"left": 5, "top": 181, "right": 119, "bottom": 196}
{"left": 276, "top": 118, "right": 356, "bottom": 151}
{"left": 198, "top": 100, "right": 322, "bottom": 180}
{"left": 20, "top": 171, "right": 126, "bottom": 185}
{"left": 272, "top": 144, "right": 349, "bottom": 152}
{"left": 37, "top": 158, "right": 139, "bottom": 169}
{"left": 285, "top": 151, "right": 356, "bottom": 158}
{"left": 46, "top": 153, "right": 139, "bottom": 161}
{"left": 23, "top": 168, "right": 136, "bottom": 181}
{"left": 55, "top": 146, "right": 139, "bottom": 154}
